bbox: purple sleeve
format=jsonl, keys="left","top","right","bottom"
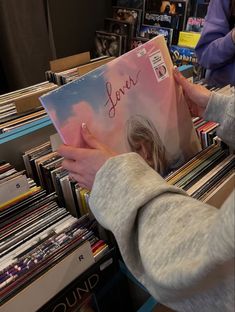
{"left": 195, "top": 0, "right": 235, "bottom": 69}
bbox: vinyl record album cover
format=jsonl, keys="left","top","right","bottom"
{"left": 144, "top": 11, "right": 182, "bottom": 29}
{"left": 140, "top": 24, "right": 173, "bottom": 45}
{"left": 104, "top": 18, "right": 134, "bottom": 51}
{"left": 112, "top": 6, "right": 142, "bottom": 36}
{"left": 186, "top": 17, "right": 205, "bottom": 32}
{"left": 131, "top": 36, "right": 149, "bottom": 49}
{"left": 40, "top": 35, "right": 201, "bottom": 176}
{"left": 144, "top": 0, "right": 187, "bottom": 15}
{"left": 94, "top": 31, "right": 122, "bottom": 57}
{"left": 143, "top": 0, "right": 188, "bottom": 43}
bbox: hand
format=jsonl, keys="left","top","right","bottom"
{"left": 58, "top": 123, "right": 118, "bottom": 190}
{"left": 173, "top": 68, "right": 211, "bottom": 117}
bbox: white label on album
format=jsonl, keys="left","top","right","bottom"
{"left": 137, "top": 47, "right": 147, "bottom": 57}
{"left": 149, "top": 50, "right": 169, "bottom": 82}
{"left": 50, "top": 132, "right": 63, "bottom": 152}
{"left": 0, "top": 175, "right": 30, "bottom": 205}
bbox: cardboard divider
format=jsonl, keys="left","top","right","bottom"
{"left": 49, "top": 51, "right": 91, "bottom": 72}
{"left": 14, "top": 85, "right": 57, "bottom": 113}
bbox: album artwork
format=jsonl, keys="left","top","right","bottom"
{"left": 112, "top": 6, "right": 142, "bottom": 36}
{"left": 40, "top": 35, "right": 201, "bottom": 177}
{"left": 186, "top": 17, "right": 205, "bottom": 32}
{"left": 94, "top": 31, "right": 122, "bottom": 57}
{"left": 144, "top": 0, "right": 187, "bottom": 15}
{"left": 144, "top": 11, "right": 180, "bottom": 28}
{"left": 104, "top": 18, "right": 134, "bottom": 51}
{"left": 143, "top": 10, "right": 185, "bottom": 44}
{"left": 130, "top": 37, "right": 149, "bottom": 49}
{"left": 170, "top": 45, "right": 198, "bottom": 66}
{"left": 139, "top": 24, "right": 173, "bottom": 45}
{"left": 144, "top": 1, "right": 188, "bottom": 33}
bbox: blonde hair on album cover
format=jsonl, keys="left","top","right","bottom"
{"left": 126, "top": 114, "right": 167, "bottom": 175}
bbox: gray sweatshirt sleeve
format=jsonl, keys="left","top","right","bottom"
{"left": 89, "top": 153, "right": 234, "bottom": 312}
{"left": 204, "top": 92, "right": 235, "bottom": 149}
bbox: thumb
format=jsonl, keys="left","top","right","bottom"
{"left": 81, "top": 123, "right": 103, "bottom": 149}
{"left": 173, "top": 68, "right": 192, "bottom": 93}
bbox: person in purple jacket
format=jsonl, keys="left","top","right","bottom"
{"left": 195, "top": 0, "right": 235, "bottom": 87}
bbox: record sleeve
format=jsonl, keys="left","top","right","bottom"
{"left": 176, "top": 149, "right": 228, "bottom": 190}
{"left": 40, "top": 35, "right": 201, "bottom": 177}
{"left": 94, "top": 31, "right": 123, "bottom": 57}
{"left": 104, "top": 17, "right": 134, "bottom": 51}
{"left": 143, "top": 11, "right": 183, "bottom": 44}
{"left": 166, "top": 144, "right": 220, "bottom": 183}
{"left": 201, "top": 171, "right": 235, "bottom": 208}
{"left": 192, "top": 157, "right": 234, "bottom": 199}
{"left": 34, "top": 152, "right": 59, "bottom": 187}
{"left": 144, "top": 0, "right": 187, "bottom": 17}
{"left": 130, "top": 36, "right": 149, "bottom": 49}
{"left": 23, "top": 141, "right": 51, "bottom": 178}
{"left": 113, "top": 6, "right": 142, "bottom": 36}
{"left": 59, "top": 175, "right": 78, "bottom": 216}
{"left": 187, "top": 155, "right": 235, "bottom": 197}
{"left": 41, "top": 157, "right": 63, "bottom": 193}
{"left": 140, "top": 24, "right": 173, "bottom": 45}
{"left": 186, "top": 17, "right": 205, "bottom": 32}
{"left": 143, "top": 1, "right": 187, "bottom": 44}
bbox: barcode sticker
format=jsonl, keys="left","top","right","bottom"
{"left": 149, "top": 50, "right": 169, "bottom": 82}
{"left": 137, "top": 48, "right": 147, "bottom": 57}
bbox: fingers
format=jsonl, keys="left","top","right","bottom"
{"left": 61, "top": 160, "right": 90, "bottom": 189}
{"left": 81, "top": 123, "right": 104, "bottom": 150}
{"left": 58, "top": 144, "right": 79, "bottom": 160}
{"left": 62, "top": 158, "right": 80, "bottom": 175}
{"left": 58, "top": 124, "right": 117, "bottom": 191}
{"left": 173, "top": 68, "right": 192, "bottom": 92}
{"left": 68, "top": 172, "right": 89, "bottom": 190}
{"left": 58, "top": 144, "right": 93, "bottom": 162}
{"left": 58, "top": 124, "right": 105, "bottom": 158}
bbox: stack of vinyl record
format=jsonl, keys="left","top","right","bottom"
{"left": 46, "top": 56, "right": 114, "bottom": 86}
{"left": 193, "top": 117, "right": 219, "bottom": 149}
{"left": 192, "top": 84, "right": 234, "bottom": 148}
{"left": 22, "top": 141, "right": 91, "bottom": 218}
{"left": 0, "top": 162, "right": 109, "bottom": 307}
{"left": 166, "top": 142, "right": 234, "bottom": 205}
{"left": 0, "top": 82, "right": 57, "bottom": 134}
{"left": 0, "top": 161, "right": 38, "bottom": 211}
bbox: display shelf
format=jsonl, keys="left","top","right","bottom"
{"left": 0, "top": 242, "right": 94, "bottom": 312}
{"left": 0, "top": 118, "right": 56, "bottom": 170}
{"left": 0, "top": 117, "right": 52, "bottom": 144}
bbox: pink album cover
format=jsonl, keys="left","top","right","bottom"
{"left": 40, "top": 35, "right": 201, "bottom": 176}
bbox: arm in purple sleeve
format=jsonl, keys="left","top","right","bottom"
{"left": 195, "top": 0, "right": 235, "bottom": 70}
